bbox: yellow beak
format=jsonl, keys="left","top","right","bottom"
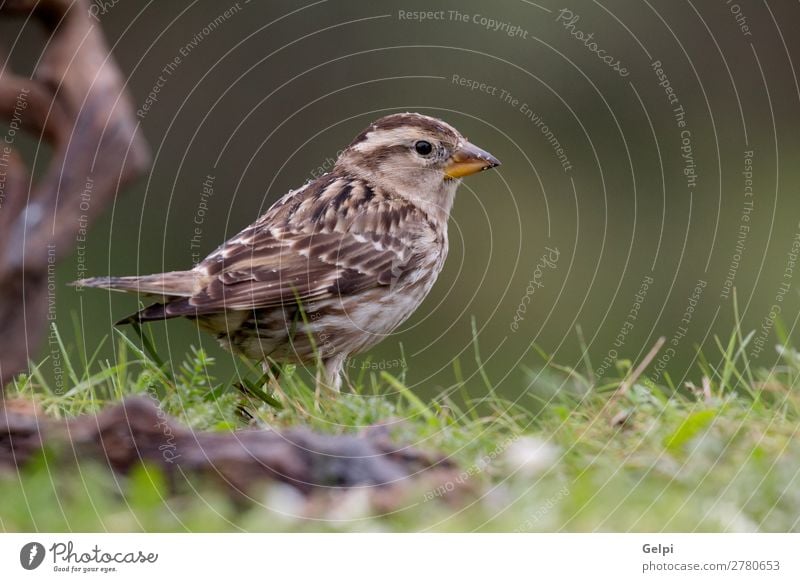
{"left": 444, "top": 141, "right": 501, "bottom": 179}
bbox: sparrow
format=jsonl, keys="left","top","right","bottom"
{"left": 76, "top": 113, "right": 500, "bottom": 392}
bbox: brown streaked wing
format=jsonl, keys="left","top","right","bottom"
{"left": 170, "top": 228, "right": 409, "bottom": 316}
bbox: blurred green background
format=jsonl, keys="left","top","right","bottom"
{"left": 3, "top": 0, "right": 799, "bottom": 402}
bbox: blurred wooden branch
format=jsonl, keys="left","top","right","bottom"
{"left": 0, "top": 397, "right": 459, "bottom": 501}
{"left": 0, "top": 0, "right": 150, "bottom": 389}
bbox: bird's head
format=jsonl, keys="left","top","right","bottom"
{"left": 335, "top": 113, "right": 500, "bottom": 218}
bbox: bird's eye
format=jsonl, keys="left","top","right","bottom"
{"left": 414, "top": 140, "right": 433, "bottom": 156}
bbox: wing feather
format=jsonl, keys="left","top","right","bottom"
{"left": 163, "top": 176, "right": 432, "bottom": 317}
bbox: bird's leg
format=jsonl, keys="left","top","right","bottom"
{"left": 261, "top": 360, "right": 287, "bottom": 402}
{"left": 233, "top": 360, "right": 283, "bottom": 421}
{"left": 315, "top": 353, "right": 346, "bottom": 400}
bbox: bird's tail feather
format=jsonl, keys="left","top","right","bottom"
{"left": 115, "top": 303, "right": 180, "bottom": 326}
{"left": 71, "top": 271, "right": 197, "bottom": 298}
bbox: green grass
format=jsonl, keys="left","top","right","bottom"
{"left": 2, "top": 321, "right": 799, "bottom": 532}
